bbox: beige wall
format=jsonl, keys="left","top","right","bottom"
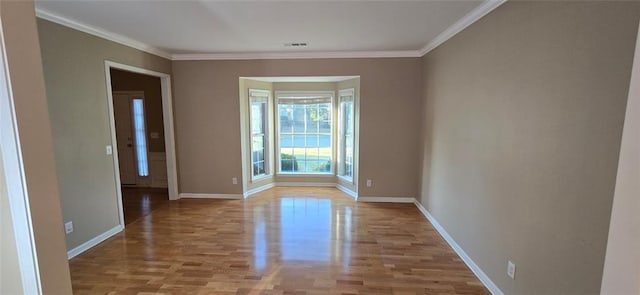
{"left": 1, "top": 2, "right": 73, "bottom": 293}
{"left": 37, "top": 19, "right": 172, "bottom": 250}
{"left": 419, "top": 2, "right": 639, "bottom": 294}
{"left": 110, "top": 69, "right": 165, "bottom": 153}
{"left": 173, "top": 59, "right": 421, "bottom": 197}
{"left": 601, "top": 21, "right": 640, "bottom": 295}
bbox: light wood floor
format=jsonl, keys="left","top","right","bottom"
{"left": 70, "top": 187, "right": 489, "bottom": 294}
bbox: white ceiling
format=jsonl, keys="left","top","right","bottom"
{"left": 34, "top": 0, "right": 503, "bottom": 60}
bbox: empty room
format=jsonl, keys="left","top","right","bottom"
{"left": 1, "top": 0, "right": 638, "bottom": 294}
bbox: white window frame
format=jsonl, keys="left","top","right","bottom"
{"left": 0, "top": 27, "right": 42, "bottom": 294}
{"left": 249, "top": 89, "right": 271, "bottom": 181}
{"left": 337, "top": 88, "right": 355, "bottom": 182}
{"left": 275, "top": 90, "right": 335, "bottom": 175}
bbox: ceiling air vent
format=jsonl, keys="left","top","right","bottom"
{"left": 284, "top": 42, "right": 308, "bottom": 48}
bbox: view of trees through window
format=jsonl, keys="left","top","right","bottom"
{"left": 278, "top": 95, "right": 332, "bottom": 174}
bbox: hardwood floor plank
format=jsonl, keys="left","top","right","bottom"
{"left": 69, "top": 187, "right": 489, "bottom": 294}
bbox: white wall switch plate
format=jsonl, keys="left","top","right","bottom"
{"left": 232, "top": 177, "right": 238, "bottom": 185}
{"left": 64, "top": 221, "right": 73, "bottom": 234}
{"left": 366, "top": 179, "right": 372, "bottom": 187}
{"left": 105, "top": 145, "right": 112, "bottom": 155}
{"left": 507, "top": 260, "right": 516, "bottom": 279}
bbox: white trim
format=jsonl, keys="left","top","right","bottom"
{"left": 243, "top": 182, "right": 276, "bottom": 198}
{"left": 35, "top": 9, "right": 172, "bottom": 60}
{"left": 243, "top": 182, "right": 358, "bottom": 199}
{"left": 67, "top": 225, "right": 123, "bottom": 259}
{"left": 274, "top": 173, "right": 335, "bottom": 178}
{"left": 248, "top": 88, "right": 271, "bottom": 181}
{"left": 275, "top": 90, "right": 335, "bottom": 175}
{"left": 337, "top": 88, "right": 356, "bottom": 181}
{"left": 179, "top": 193, "right": 243, "bottom": 199}
{"left": 244, "top": 76, "right": 358, "bottom": 83}
{"left": 172, "top": 50, "right": 421, "bottom": 61}
{"left": 105, "top": 61, "right": 179, "bottom": 230}
{"left": 0, "top": 23, "right": 42, "bottom": 294}
{"left": 358, "top": 196, "right": 416, "bottom": 203}
{"left": 275, "top": 182, "right": 336, "bottom": 187}
{"left": 419, "top": 0, "right": 506, "bottom": 56}
{"left": 335, "top": 184, "right": 357, "bottom": 199}
{"left": 413, "top": 200, "right": 504, "bottom": 295}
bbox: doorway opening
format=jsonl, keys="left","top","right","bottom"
{"left": 105, "top": 62, "right": 178, "bottom": 227}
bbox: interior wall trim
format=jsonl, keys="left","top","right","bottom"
{"left": 335, "top": 184, "right": 358, "bottom": 199}
{"left": 35, "top": 9, "right": 172, "bottom": 60}
{"left": 243, "top": 183, "right": 276, "bottom": 198}
{"left": 179, "top": 193, "right": 243, "bottom": 199}
{"left": 418, "top": 0, "right": 506, "bottom": 55}
{"left": 67, "top": 225, "right": 123, "bottom": 259}
{"left": 413, "top": 200, "right": 504, "bottom": 295}
{"left": 357, "top": 196, "right": 416, "bottom": 203}
{"left": 36, "top": 0, "right": 505, "bottom": 61}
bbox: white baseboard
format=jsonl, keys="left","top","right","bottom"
{"left": 179, "top": 193, "right": 243, "bottom": 199}
{"left": 274, "top": 182, "right": 336, "bottom": 187}
{"left": 358, "top": 196, "right": 416, "bottom": 203}
{"left": 335, "top": 184, "right": 358, "bottom": 199}
{"left": 413, "top": 200, "right": 504, "bottom": 295}
{"left": 67, "top": 224, "right": 123, "bottom": 259}
{"left": 244, "top": 183, "right": 275, "bottom": 198}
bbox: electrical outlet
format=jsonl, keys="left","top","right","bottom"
{"left": 507, "top": 260, "right": 516, "bottom": 279}
{"left": 64, "top": 221, "right": 74, "bottom": 234}
{"left": 366, "top": 179, "right": 372, "bottom": 187}
{"left": 232, "top": 177, "right": 238, "bottom": 185}
{"left": 105, "top": 145, "right": 112, "bottom": 155}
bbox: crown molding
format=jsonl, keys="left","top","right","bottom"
{"left": 171, "top": 50, "right": 422, "bottom": 61}
{"left": 419, "top": 0, "right": 506, "bottom": 56}
{"left": 35, "top": 8, "right": 173, "bottom": 60}
{"left": 36, "top": 0, "right": 504, "bottom": 62}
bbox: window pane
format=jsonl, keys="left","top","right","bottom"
{"left": 338, "top": 93, "right": 354, "bottom": 180}
{"left": 132, "top": 99, "right": 148, "bottom": 177}
{"left": 250, "top": 93, "right": 269, "bottom": 178}
{"left": 278, "top": 95, "right": 332, "bottom": 174}
{"left": 251, "top": 102, "right": 265, "bottom": 134}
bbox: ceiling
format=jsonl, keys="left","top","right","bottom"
{"left": 34, "top": 0, "right": 503, "bottom": 60}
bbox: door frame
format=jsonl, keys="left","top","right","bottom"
{"left": 0, "top": 20, "right": 42, "bottom": 294}
{"left": 104, "top": 61, "right": 178, "bottom": 228}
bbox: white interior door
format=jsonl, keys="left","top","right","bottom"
{"left": 113, "top": 93, "right": 136, "bottom": 185}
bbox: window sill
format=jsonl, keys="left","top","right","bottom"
{"left": 337, "top": 175, "right": 354, "bottom": 184}
{"left": 251, "top": 174, "right": 272, "bottom": 183}
{"left": 276, "top": 173, "right": 335, "bottom": 177}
